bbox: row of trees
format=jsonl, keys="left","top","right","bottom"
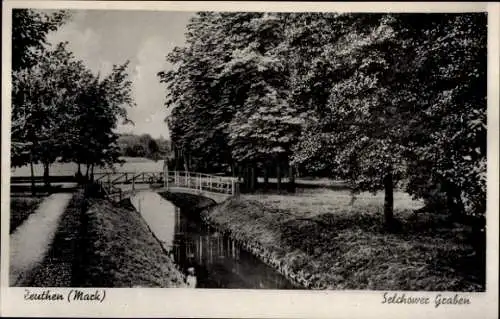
{"left": 159, "top": 12, "right": 486, "bottom": 226}
{"left": 117, "top": 133, "right": 171, "bottom": 160}
{"left": 11, "top": 9, "right": 135, "bottom": 191}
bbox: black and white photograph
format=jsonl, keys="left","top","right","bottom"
{"left": 1, "top": 1, "right": 498, "bottom": 318}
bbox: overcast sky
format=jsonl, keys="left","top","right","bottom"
{"left": 46, "top": 10, "right": 195, "bottom": 139}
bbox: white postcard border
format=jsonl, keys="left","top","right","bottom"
{"left": 1, "top": 2, "right": 498, "bottom": 318}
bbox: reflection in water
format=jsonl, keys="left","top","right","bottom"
{"left": 131, "top": 191, "right": 296, "bottom": 289}
{"left": 171, "top": 205, "right": 296, "bottom": 289}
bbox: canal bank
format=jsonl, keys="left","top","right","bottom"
{"left": 157, "top": 191, "right": 311, "bottom": 289}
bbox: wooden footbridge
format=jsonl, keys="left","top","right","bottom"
{"left": 95, "top": 169, "right": 239, "bottom": 203}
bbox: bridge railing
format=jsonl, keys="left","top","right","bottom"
{"left": 94, "top": 170, "right": 239, "bottom": 198}
{"left": 165, "top": 170, "right": 239, "bottom": 196}
{"left": 94, "top": 171, "right": 164, "bottom": 185}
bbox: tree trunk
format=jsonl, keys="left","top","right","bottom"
{"left": 183, "top": 152, "right": 189, "bottom": 171}
{"left": 383, "top": 171, "right": 394, "bottom": 226}
{"left": 236, "top": 163, "right": 242, "bottom": 182}
{"left": 30, "top": 157, "right": 35, "bottom": 196}
{"left": 446, "top": 181, "right": 465, "bottom": 221}
{"left": 75, "top": 163, "right": 82, "bottom": 185}
{"left": 174, "top": 147, "right": 180, "bottom": 171}
{"left": 90, "top": 164, "right": 95, "bottom": 181}
{"left": 250, "top": 164, "right": 257, "bottom": 192}
{"left": 288, "top": 164, "right": 296, "bottom": 193}
{"left": 85, "top": 162, "right": 90, "bottom": 178}
{"left": 43, "top": 162, "right": 50, "bottom": 188}
{"left": 263, "top": 165, "right": 269, "bottom": 191}
{"left": 244, "top": 164, "right": 250, "bottom": 191}
{"left": 276, "top": 162, "right": 281, "bottom": 193}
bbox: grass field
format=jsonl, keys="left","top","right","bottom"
{"left": 243, "top": 188, "right": 424, "bottom": 219}
{"left": 204, "top": 188, "right": 484, "bottom": 291}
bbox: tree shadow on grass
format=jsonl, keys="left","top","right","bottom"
{"left": 278, "top": 210, "right": 485, "bottom": 291}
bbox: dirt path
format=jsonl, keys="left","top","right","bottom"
{"left": 9, "top": 193, "right": 73, "bottom": 286}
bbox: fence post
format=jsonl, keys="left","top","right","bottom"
{"left": 132, "top": 174, "right": 135, "bottom": 191}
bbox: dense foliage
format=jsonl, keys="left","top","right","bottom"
{"left": 117, "top": 133, "right": 171, "bottom": 160}
{"left": 159, "top": 12, "right": 486, "bottom": 225}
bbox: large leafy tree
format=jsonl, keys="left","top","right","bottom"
{"left": 159, "top": 12, "right": 305, "bottom": 191}
{"left": 393, "top": 14, "right": 487, "bottom": 219}
{"left": 159, "top": 12, "right": 230, "bottom": 172}
{"left": 291, "top": 14, "right": 406, "bottom": 226}
{"left": 160, "top": 13, "right": 265, "bottom": 175}
{"left": 291, "top": 13, "right": 486, "bottom": 226}
{"left": 11, "top": 9, "right": 69, "bottom": 191}
{"left": 12, "top": 43, "right": 86, "bottom": 186}
{"left": 12, "top": 9, "right": 69, "bottom": 72}
{"left": 65, "top": 62, "right": 135, "bottom": 178}
{"left": 222, "top": 13, "right": 304, "bottom": 192}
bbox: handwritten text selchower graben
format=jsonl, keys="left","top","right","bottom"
{"left": 382, "top": 292, "right": 471, "bottom": 308}
{"left": 24, "top": 289, "right": 106, "bottom": 303}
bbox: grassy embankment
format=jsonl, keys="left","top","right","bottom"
{"left": 195, "top": 188, "right": 484, "bottom": 291}
{"left": 77, "top": 197, "right": 186, "bottom": 287}
{"left": 10, "top": 197, "right": 44, "bottom": 234}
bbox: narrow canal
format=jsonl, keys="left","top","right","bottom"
{"left": 130, "top": 191, "right": 297, "bottom": 289}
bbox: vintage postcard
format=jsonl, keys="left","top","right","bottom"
{"left": 1, "top": 1, "right": 498, "bottom": 318}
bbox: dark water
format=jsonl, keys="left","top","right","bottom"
{"left": 131, "top": 191, "right": 297, "bottom": 289}
{"left": 170, "top": 206, "right": 297, "bottom": 289}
